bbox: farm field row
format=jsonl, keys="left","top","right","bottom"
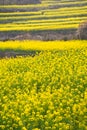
{"left": 0, "top": 9, "right": 87, "bottom": 20}
{"left": 0, "top": 23, "right": 79, "bottom": 31}
{"left": 0, "top": 40, "right": 87, "bottom": 130}
{"left": 0, "top": 18, "right": 86, "bottom": 31}
{"left": 0, "top": 40, "right": 87, "bottom": 51}
{"left": 0, "top": 6, "right": 87, "bottom": 16}
{"left": 1, "top": 9, "right": 87, "bottom": 18}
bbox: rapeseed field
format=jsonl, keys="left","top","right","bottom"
{"left": 0, "top": 40, "right": 87, "bottom": 130}
{"left": 0, "top": 0, "right": 87, "bottom": 129}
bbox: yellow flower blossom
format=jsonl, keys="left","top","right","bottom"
{"left": 0, "top": 41, "right": 87, "bottom": 129}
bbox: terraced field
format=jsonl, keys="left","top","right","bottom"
{"left": 0, "top": 0, "right": 87, "bottom": 34}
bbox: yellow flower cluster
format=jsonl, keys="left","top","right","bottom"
{"left": 0, "top": 44, "right": 87, "bottom": 129}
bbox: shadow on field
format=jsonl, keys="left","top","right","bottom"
{"left": 0, "top": 50, "right": 40, "bottom": 58}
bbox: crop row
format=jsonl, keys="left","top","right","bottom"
{"left": 0, "top": 40, "right": 87, "bottom": 51}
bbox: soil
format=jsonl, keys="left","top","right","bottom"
{"left": 0, "top": 29, "right": 76, "bottom": 41}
